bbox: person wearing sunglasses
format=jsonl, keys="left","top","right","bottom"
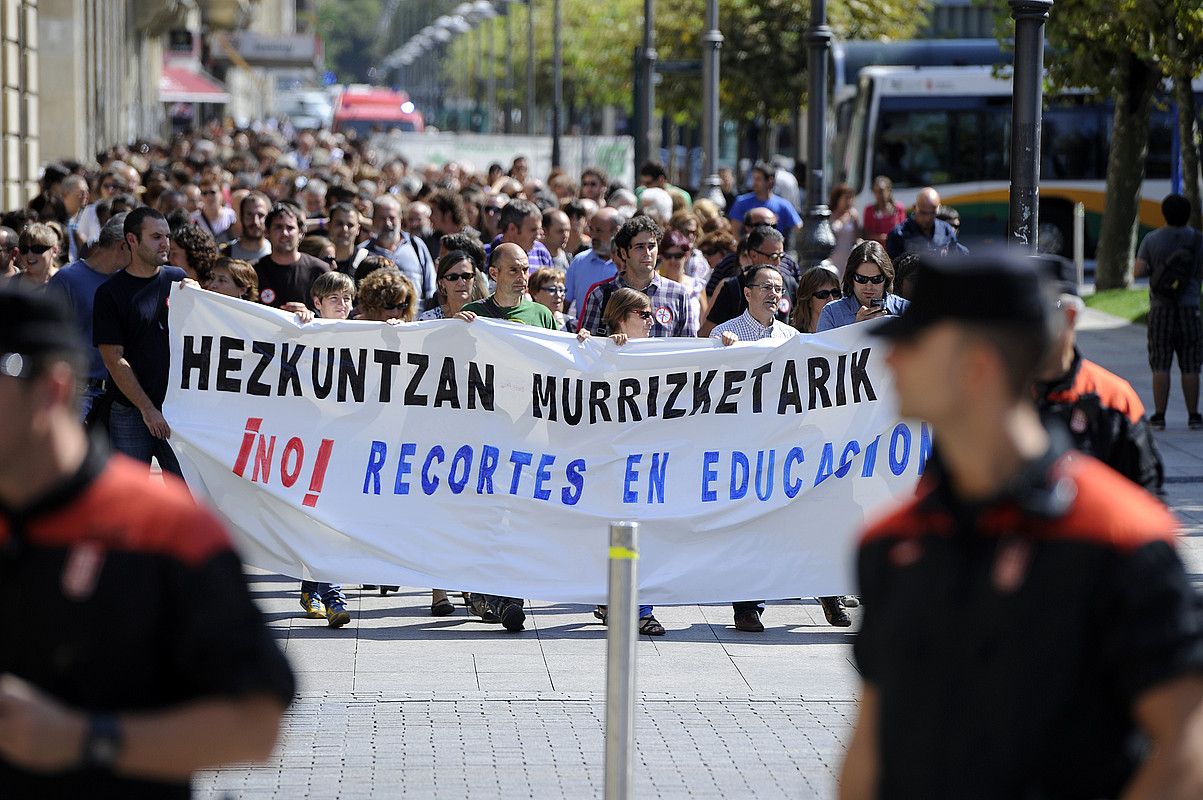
{"left": 700, "top": 225, "right": 797, "bottom": 338}
{"left": 356, "top": 268, "right": 417, "bottom": 325}
{"left": 190, "top": 178, "right": 235, "bottom": 245}
{"left": 791, "top": 264, "right": 843, "bottom": 335}
{"left": 419, "top": 250, "right": 485, "bottom": 321}
{"left": 657, "top": 229, "right": 704, "bottom": 324}
{"left": 15, "top": 223, "right": 61, "bottom": 286}
{"left": 817, "top": 241, "right": 909, "bottom": 332}
{"left": 529, "top": 267, "right": 576, "bottom": 332}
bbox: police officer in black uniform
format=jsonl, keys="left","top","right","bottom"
{"left": 1034, "top": 254, "right": 1163, "bottom": 493}
{"left": 839, "top": 254, "right": 1203, "bottom": 799}
{"left": 0, "top": 285, "right": 294, "bottom": 799}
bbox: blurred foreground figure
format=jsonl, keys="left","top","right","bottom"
{"left": 0, "top": 285, "right": 294, "bottom": 799}
{"left": 839, "top": 254, "right": 1203, "bottom": 800}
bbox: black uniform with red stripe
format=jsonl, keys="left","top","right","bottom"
{"left": 0, "top": 442, "right": 295, "bottom": 799}
{"left": 854, "top": 432, "right": 1203, "bottom": 800}
{"left": 1037, "top": 348, "right": 1163, "bottom": 492}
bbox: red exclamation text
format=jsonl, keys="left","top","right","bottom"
{"left": 302, "top": 439, "right": 335, "bottom": 508}
{"left": 232, "top": 418, "right": 263, "bottom": 477}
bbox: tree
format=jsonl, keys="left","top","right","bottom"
{"left": 315, "top": 0, "right": 385, "bottom": 84}
{"left": 1022, "top": 0, "right": 1203, "bottom": 289}
{"left": 1161, "top": 0, "right": 1203, "bottom": 230}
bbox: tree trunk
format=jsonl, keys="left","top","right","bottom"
{"left": 1175, "top": 71, "right": 1203, "bottom": 231}
{"left": 1095, "top": 53, "right": 1160, "bottom": 291}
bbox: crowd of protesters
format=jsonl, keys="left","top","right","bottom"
{"left": 0, "top": 122, "right": 1179, "bottom": 638}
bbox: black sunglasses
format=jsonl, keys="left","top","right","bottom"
{"left": 633, "top": 310, "right": 654, "bottom": 320}
{"left": 18, "top": 244, "right": 54, "bottom": 255}
{"left": 442, "top": 272, "right": 474, "bottom": 282}
{"left": 852, "top": 273, "right": 886, "bottom": 285}
{"left": 383, "top": 301, "right": 411, "bottom": 311}
{"left": 812, "top": 288, "right": 842, "bottom": 300}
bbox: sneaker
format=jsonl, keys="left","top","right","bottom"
{"left": 499, "top": 600, "right": 526, "bottom": 632}
{"left": 733, "top": 608, "right": 764, "bottom": 633}
{"left": 1149, "top": 413, "right": 1166, "bottom": 431}
{"left": 299, "top": 591, "right": 324, "bottom": 619}
{"left": 325, "top": 599, "right": 351, "bottom": 628}
{"left": 1190, "top": 413, "right": 1203, "bottom": 431}
{"left": 819, "top": 596, "right": 852, "bottom": 627}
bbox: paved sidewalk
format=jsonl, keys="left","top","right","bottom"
{"left": 197, "top": 309, "right": 1203, "bottom": 800}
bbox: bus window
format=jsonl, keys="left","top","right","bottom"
{"left": 1041, "top": 105, "right": 1107, "bottom": 180}
{"left": 873, "top": 110, "right": 951, "bottom": 188}
{"left": 1146, "top": 108, "right": 1174, "bottom": 179}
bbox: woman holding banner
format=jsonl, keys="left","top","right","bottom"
{"left": 418, "top": 250, "right": 486, "bottom": 321}
{"left": 594, "top": 288, "right": 665, "bottom": 635}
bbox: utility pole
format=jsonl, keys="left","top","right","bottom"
{"left": 700, "top": 0, "right": 723, "bottom": 207}
{"left": 526, "top": 0, "right": 536, "bottom": 135}
{"left": 1007, "top": 0, "right": 1053, "bottom": 251}
{"left": 552, "top": 0, "right": 563, "bottom": 166}
{"left": 799, "top": 0, "right": 836, "bottom": 267}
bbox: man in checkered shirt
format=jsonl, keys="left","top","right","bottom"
{"left": 710, "top": 264, "right": 799, "bottom": 345}
{"left": 578, "top": 216, "right": 697, "bottom": 337}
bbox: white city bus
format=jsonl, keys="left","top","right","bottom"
{"left": 833, "top": 64, "right": 1203, "bottom": 256}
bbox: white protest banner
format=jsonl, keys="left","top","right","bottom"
{"left": 164, "top": 285, "right": 929, "bottom": 604}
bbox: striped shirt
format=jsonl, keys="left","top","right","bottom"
{"left": 579, "top": 273, "right": 698, "bottom": 338}
{"left": 710, "top": 309, "right": 799, "bottom": 342}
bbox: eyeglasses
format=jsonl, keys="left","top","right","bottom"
{"left": 539, "top": 285, "right": 566, "bottom": 294}
{"left": 748, "top": 283, "right": 785, "bottom": 295}
{"left": 662, "top": 251, "right": 686, "bottom": 260}
{"left": 752, "top": 248, "right": 783, "bottom": 261}
{"left": 383, "top": 301, "right": 411, "bottom": 311}
{"left": 442, "top": 272, "right": 474, "bottom": 283}
{"left": 632, "top": 310, "right": 654, "bottom": 320}
{"left": 852, "top": 273, "right": 886, "bottom": 285}
{"left": 17, "top": 244, "right": 54, "bottom": 255}
{"left": 201, "top": 189, "right": 220, "bottom": 196}
{"left": 812, "top": 288, "right": 842, "bottom": 300}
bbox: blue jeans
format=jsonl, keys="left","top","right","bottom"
{"left": 79, "top": 384, "right": 104, "bottom": 422}
{"left": 108, "top": 402, "right": 183, "bottom": 478}
{"left": 301, "top": 581, "right": 345, "bottom": 604}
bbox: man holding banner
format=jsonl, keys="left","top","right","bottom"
{"left": 840, "top": 253, "right": 1203, "bottom": 799}
{"left": 457, "top": 241, "right": 559, "bottom": 631}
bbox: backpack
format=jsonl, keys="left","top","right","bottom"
{"left": 1151, "top": 231, "right": 1202, "bottom": 299}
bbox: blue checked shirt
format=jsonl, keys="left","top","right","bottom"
{"left": 579, "top": 273, "right": 698, "bottom": 338}
{"left": 710, "top": 309, "right": 799, "bottom": 342}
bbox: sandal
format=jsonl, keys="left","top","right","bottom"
{"left": 431, "top": 597, "right": 455, "bottom": 617}
{"left": 638, "top": 615, "right": 666, "bottom": 636}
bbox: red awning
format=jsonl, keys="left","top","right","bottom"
{"left": 160, "top": 64, "right": 230, "bottom": 104}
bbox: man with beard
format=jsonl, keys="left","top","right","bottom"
{"left": 93, "top": 207, "right": 187, "bottom": 476}
{"left": 253, "top": 203, "right": 330, "bottom": 312}
{"left": 224, "top": 192, "right": 272, "bottom": 263}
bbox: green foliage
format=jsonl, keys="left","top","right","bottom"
{"left": 434, "top": 0, "right": 927, "bottom": 127}
{"left": 315, "top": 0, "right": 385, "bottom": 84}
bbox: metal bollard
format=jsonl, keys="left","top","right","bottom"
{"left": 604, "top": 522, "right": 638, "bottom": 800}
{"left": 1073, "top": 202, "right": 1086, "bottom": 289}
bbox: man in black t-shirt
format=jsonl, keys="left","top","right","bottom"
{"left": 253, "top": 203, "right": 329, "bottom": 311}
{"left": 94, "top": 206, "right": 187, "bottom": 477}
{"left": 700, "top": 226, "right": 797, "bottom": 339}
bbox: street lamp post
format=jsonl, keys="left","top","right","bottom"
{"left": 1007, "top": 0, "right": 1052, "bottom": 251}
{"left": 636, "top": 0, "right": 657, "bottom": 169}
{"left": 504, "top": 3, "right": 514, "bottom": 134}
{"left": 700, "top": 0, "right": 723, "bottom": 208}
{"left": 799, "top": 0, "right": 836, "bottom": 268}
{"left": 552, "top": 0, "right": 563, "bottom": 166}
{"left": 486, "top": 16, "right": 497, "bottom": 133}
{"left": 526, "top": 0, "right": 536, "bottom": 135}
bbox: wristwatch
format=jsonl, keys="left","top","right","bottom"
{"left": 80, "top": 713, "right": 123, "bottom": 770}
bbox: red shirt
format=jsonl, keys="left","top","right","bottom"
{"left": 862, "top": 201, "right": 906, "bottom": 243}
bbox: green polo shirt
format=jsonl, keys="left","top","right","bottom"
{"left": 463, "top": 296, "right": 558, "bottom": 330}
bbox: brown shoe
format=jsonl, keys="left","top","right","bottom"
{"left": 733, "top": 608, "right": 764, "bottom": 632}
{"left": 820, "top": 596, "right": 852, "bottom": 627}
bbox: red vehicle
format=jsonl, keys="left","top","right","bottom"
{"left": 331, "top": 86, "right": 424, "bottom": 136}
